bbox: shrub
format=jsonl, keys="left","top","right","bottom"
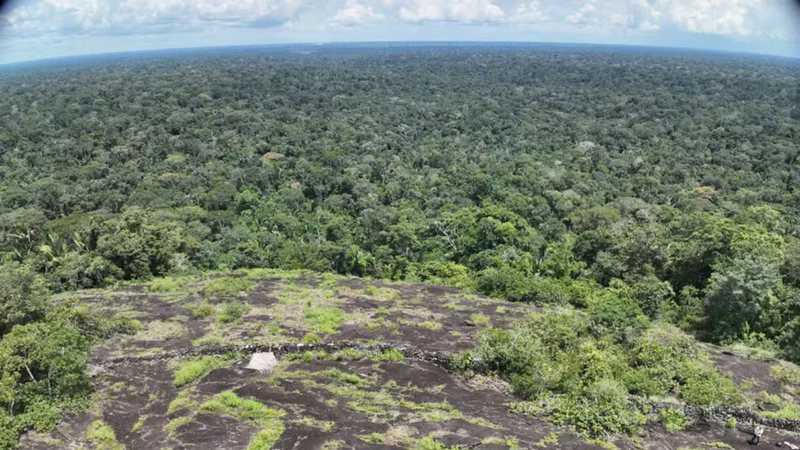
{"left": 218, "top": 301, "right": 250, "bottom": 324}
{"left": 304, "top": 306, "right": 345, "bottom": 334}
{"left": 301, "top": 332, "right": 322, "bottom": 344}
{"left": 0, "top": 262, "right": 49, "bottom": 335}
{"left": 659, "top": 408, "right": 687, "bottom": 432}
{"left": 188, "top": 303, "right": 215, "bottom": 319}
{"left": 550, "top": 379, "right": 646, "bottom": 435}
{"left": 469, "top": 308, "right": 741, "bottom": 436}
{"left": 586, "top": 282, "right": 649, "bottom": 342}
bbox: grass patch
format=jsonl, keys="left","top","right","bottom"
{"left": 205, "top": 277, "right": 253, "bottom": 297}
{"left": 167, "top": 389, "right": 197, "bottom": 414}
{"left": 771, "top": 362, "right": 800, "bottom": 385}
{"left": 375, "top": 348, "right": 405, "bottom": 362}
{"left": 757, "top": 391, "right": 800, "bottom": 419}
{"left": 85, "top": 420, "right": 123, "bottom": 450}
{"left": 218, "top": 301, "right": 250, "bottom": 324}
{"left": 301, "top": 332, "right": 322, "bottom": 344}
{"left": 149, "top": 277, "right": 185, "bottom": 293}
{"left": 164, "top": 414, "right": 193, "bottom": 434}
{"left": 304, "top": 306, "right": 345, "bottom": 334}
{"left": 470, "top": 313, "right": 492, "bottom": 327}
{"left": 188, "top": 302, "right": 216, "bottom": 319}
{"left": 200, "top": 391, "right": 285, "bottom": 450}
{"left": 131, "top": 414, "right": 149, "bottom": 433}
{"left": 173, "top": 356, "right": 227, "bottom": 387}
{"left": 133, "top": 320, "right": 185, "bottom": 341}
{"left": 419, "top": 321, "right": 442, "bottom": 330}
{"left": 293, "top": 416, "right": 334, "bottom": 432}
{"left": 535, "top": 432, "right": 559, "bottom": 447}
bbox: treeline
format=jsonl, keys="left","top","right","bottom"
{"left": 0, "top": 45, "right": 798, "bottom": 364}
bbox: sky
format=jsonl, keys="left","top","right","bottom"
{"left": 0, "top": 0, "right": 798, "bottom": 64}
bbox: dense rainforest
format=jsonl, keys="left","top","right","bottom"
{"left": 0, "top": 44, "right": 799, "bottom": 445}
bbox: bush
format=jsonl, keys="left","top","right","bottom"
{"left": 586, "top": 281, "right": 649, "bottom": 342}
{"left": 659, "top": 408, "right": 687, "bottom": 432}
{"left": 0, "top": 304, "right": 132, "bottom": 449}
{"left": 188, "top": 303, "right": 215, "bottom": 319}
{"left": 468, "top": 308, "right": 741, "bottom": 436}
{"left": 218, "top": 301, "right": 250, "bottom": 324}
{"left": 0, "top": 262, "right": 49, "bottom": 335}
{"left": 551, "top": 379, "right": 646, "bottom": 435}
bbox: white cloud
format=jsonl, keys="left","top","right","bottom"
{"left": 512, "top": 0, "right": 548, "bottom": 23}
{"left": 3, "top": 0, "right": 304, "bottom": 35}
{"left": 333, "top": 0, "right": 383, "bottom": 26}
{"left": 663, "top": 0, "right": 761, "bottom": 36}
{"left": 1, "top": 0, "right": 795, "bottom": 44}
{"left": 398, "top": 0, "right": 505, "bottom": 23}
{"left": 566, "top": 0, "right": 598, "bottom": 25}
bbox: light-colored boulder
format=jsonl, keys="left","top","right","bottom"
{"left": 246, "top": 352, "right": 278, "bottom": 373}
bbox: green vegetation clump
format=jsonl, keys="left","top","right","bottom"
{"left": 467, "top": 308, "right": 740, "bottom": 436}
{"left": 375, "top": 348, "right": 405, "bottom": 362}
{"left": 218, "top": 301, "right": 250, "bottom": 324}
{"left": 85, "top": 420, "right": 123, "bottom": 450}
{"left": 0, "top": 263, "right": 136, "bottom": 449}
{"left": 659, "top": 408, "right": 687, "bottom": 432}
{"left": 304, "top": 306, "right": 345, "bottom": 334}
{"left": 770, "top": 362, "right": 800, "bottom": 385}
{"left": 149, "top": 277, "right": 184, "bottom": 293}
{"left": 200, "top": 391, "right": 285, "bottom": 449}
{"left": 205, "top": 277, "right": 253, "bottom": 298}
{"left": 173, "top": 356, "right": 227, "bottom": 387}
{"left": 188, "top": 303, "right": 216, "bottom": 319}
{"left": 301, "top": 332, "right": 323, "bottom": 344}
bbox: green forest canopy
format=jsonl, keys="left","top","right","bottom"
{"left": 0, "top": 44, "right": 799, "bottom": 363}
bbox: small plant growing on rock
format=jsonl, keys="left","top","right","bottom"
{"left": 218, "top": 301, "right": 249, "bottom": 324}
{"left": 659, "top": 407, "right": 687, "bottom": 432}
{"left": 301, "top": 332, "right": 322, "bottom": 344}
{"left": 85, "top": 420, "right": 123, "bottom": 450}
{"left": 173, "top": 356, "right": 226, "bottom": 387}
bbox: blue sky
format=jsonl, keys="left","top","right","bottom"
{"left": 0, "top": 0, "right": 798, "bottom": 64}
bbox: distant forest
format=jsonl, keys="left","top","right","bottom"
{"left": 1, "top": 44, "right": 799, "bottom": 360}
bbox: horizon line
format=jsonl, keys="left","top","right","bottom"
{"left": 2, "top": 39, "right": 798, "bottom": 69}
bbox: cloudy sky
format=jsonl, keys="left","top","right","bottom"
{"left": 0, "top": 0, "right": 798, "bottom": 64}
